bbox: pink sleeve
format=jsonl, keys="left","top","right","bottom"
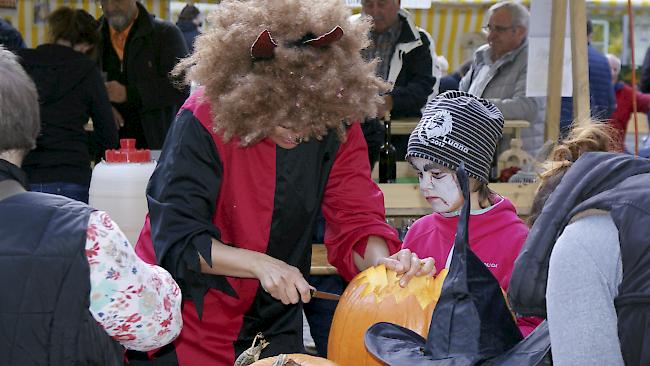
{"left": 321, "top": 123, "right": 401, "bottom": 281}
{"left": 86, "top": 211, "right": 183, "bottom": 351}
{"left": 517, "top": 316, "right": 544, "bottom": 337}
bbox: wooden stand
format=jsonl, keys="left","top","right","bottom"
{"left": 378, "top": 182, "right": 538, "bottom": 218}
{"left": 310, "top": 182, "right": 538, "bottom": 275}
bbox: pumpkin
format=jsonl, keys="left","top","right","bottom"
{"left": 250, "top": 353, "right": 338, "bottom": 366}
{"left": 328, "top": 264, "right": 448, "bottom": 366}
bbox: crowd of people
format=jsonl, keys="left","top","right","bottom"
{"left": 1, "top": 0, "right": 649, "bottom": 365}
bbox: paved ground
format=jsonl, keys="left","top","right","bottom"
{"left": 302, "top": 311, "right": 318, "bottom": 355}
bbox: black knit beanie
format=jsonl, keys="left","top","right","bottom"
{"left": 406, "top": 90, "right": 504, "bottom": 183}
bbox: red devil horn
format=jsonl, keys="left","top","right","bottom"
{"left": 251, "top": 30, "right": 278, "bottom": 60}
{"left": 302, "top": 26, "right": 344, "bottom": 48}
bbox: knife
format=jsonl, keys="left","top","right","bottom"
{"left": 310, "top": 288, "right": 340, "bottom": 301}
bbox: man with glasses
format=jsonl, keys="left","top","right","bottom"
{"left": 460, "top": 1, "right": 544, "bottom": 156}
{"left": 97, "top": 0, "right": 189, "bottom": 149}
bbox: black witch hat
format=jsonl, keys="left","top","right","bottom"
{"left": 365, "top": 163, "right": 550, "bottom": 365}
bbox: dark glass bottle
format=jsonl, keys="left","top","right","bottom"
{"left": 379, "top": 113, "right": 396, "bottom": 183}
{"left": 489, "top": 137, "right": 502, "bottom": 183}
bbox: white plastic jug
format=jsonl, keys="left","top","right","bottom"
{"left": 89, "top": 139, "right": 157, "bottom": 245}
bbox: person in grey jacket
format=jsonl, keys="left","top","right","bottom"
{"left": 511, "top": 122, "right": 650, "bottom": 365}
{"left": 460, "top": 1, "right": 544, "bottom": 155}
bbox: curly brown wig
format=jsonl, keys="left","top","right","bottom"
{"left": 172, "top": 0, "right": 388, "bottom": 145}
{"left": 527, "top": 121, "right": 615, "bottom": 226}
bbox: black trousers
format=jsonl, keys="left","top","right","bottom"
{"left": 361, "top": 118, "right": 384, "bottom": 171}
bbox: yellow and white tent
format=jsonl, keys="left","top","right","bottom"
{"left": 0, "top": 0, "right": 168, "bottom": 49}
{"left": 413, "top": 0, "right": 650, "bottom": 70}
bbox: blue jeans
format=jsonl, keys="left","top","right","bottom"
{"left": 30, "top": 182, "right": 89, "bottom": 203}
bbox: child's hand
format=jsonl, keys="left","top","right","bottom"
{"left": 377, "top": 248, "right": 436, "bottom": 287}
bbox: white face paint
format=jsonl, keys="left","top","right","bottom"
{"left": 410, "top": 156, "right": 463, "bottom": 213}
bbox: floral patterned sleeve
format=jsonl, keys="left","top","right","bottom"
{"left": 85, "top": 211, "right": 183, "bottom": 352}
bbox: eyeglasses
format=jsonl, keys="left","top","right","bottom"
{"left": 482, "top": 24, "right": 516, "bottom": 34}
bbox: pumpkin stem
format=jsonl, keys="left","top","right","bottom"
{"left": 233, "top": 333, "right": 270, "bottom": 366}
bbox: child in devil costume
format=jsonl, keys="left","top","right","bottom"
{"left": 133, "top": 0, "right": 409, "bottom": 364}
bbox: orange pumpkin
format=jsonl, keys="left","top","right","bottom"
{"left": 250, "top": 353, "right": 338, "bottom": 365}
{"left": 328, "top": 264, "right": 448, "bottom": 366}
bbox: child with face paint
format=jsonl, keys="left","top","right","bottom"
{"left": 379, "top": 91, "right": 541, "bottom": 336}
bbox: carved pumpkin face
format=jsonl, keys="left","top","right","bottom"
{"left": 328, "top": 264, "right": 448, "bottom": 365}
{"left": 249, "top": 353, "right": 338, "bottom": 365}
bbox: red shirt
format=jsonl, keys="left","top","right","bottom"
{"left": 611, "top": 82, "right": 650, "bottom": 151}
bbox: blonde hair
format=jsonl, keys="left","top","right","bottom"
{"left": 527, "top": 121, "right": 615, "bottom": 226}
{"left": 540, "top": 121, "right": 614, "bottom": 180}
{"left": 172, "top": 0, "right": 388, "bottom": 146}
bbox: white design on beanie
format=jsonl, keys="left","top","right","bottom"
{"left": 421, "top": 110, "right": 453, "bottom": 141}
{"left": 417, "top": 109, "right": 470, "bottom": 155}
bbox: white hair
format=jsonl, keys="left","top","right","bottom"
{"left": 436, "top": 55, "right": 449, "bottom": 75}
{"left": 489, "top": 1, "right": 530, "bottom": 32}
{"left": 606, "top": 53, "right": 621, "bottom": 77}
{"left": 0, "top": 46, "right": 40, "bottom": 153}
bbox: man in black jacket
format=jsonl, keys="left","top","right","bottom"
{"left": 98, "top": 0, "right": 189, "bottom": 149}
{"left": 354, "top": 0, "right": 438, "bottom": 168}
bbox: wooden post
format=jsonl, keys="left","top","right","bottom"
{"left": 569, "top": 0, "right": 590, "bottom": 125}
{"left": 544, "top": 0, "right": 567, "bottom": 142}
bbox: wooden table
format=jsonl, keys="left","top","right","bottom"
{"left": 310, "top": 244, "right": 337, "bottom": 275}
{"left": 391, "top": 118, "right": 530, "bottom": 137}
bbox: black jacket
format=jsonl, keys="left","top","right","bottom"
{"left": 0, "top": 170, "right": 123, "bottom": 365}
{"left": 176, "top": 20, "right": 199, "bottom": 54}
{"left": 18, "top": 44, "right": 118, "bottom": 186}
{"left": 509, "top": 152, "right": 650, "bottom": 365}
{"left": 99, "top": 2, "right": 189, "bottom": 149}
{"left": 390, "top": 14, "right": 436, "bottom": 118}
{"left": 358, "top": 11, "right": 436, "bottom": 164}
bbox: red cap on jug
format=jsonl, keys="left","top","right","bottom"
{"left": 105, "top": 139, "right": 151, "bottom": 163}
